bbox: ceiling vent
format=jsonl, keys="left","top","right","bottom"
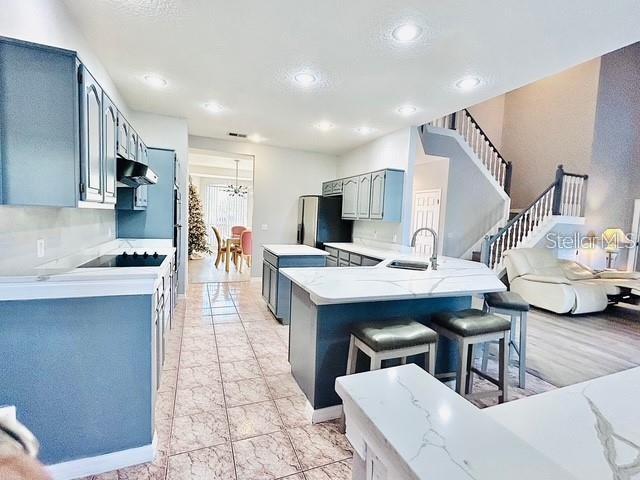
{"left": 228, "top": 132, "right": 248, "bottom": 138}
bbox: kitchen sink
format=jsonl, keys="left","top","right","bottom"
{"left": 386, "top": 260, "right": 429, "bottom": 271}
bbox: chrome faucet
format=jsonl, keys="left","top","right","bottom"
{"left": 410, "top": 227, "right": 438, "bottom": 270}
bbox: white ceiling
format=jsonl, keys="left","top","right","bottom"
{"left": 189, "top": 150, "right": 253, "bottom": 172}
{"left": 63, "top": 0, "right": 640, "bottom": 155}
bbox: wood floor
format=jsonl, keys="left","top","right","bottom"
{"left": 525, "top": 303, "right": 640, "bottom": 387}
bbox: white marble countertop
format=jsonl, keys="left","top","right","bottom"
{"left": 486, "top": 367, "right": 640, "bottom": 480}
{"left": 336, "top": 364, "right": 577, "bottom": 480}
{"left": 0, "top": 239, "right": 175, "bottom": 301}
{"left": 263, "top": 244, "right": 329, "bottom": 256}
{"left": 281, "top": 253, "right": 505, "bottom": 305}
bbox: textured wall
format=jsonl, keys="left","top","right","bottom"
{"left": 501, "top": 59, "right": 601, "bottom": 209}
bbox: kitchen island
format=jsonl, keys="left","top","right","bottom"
{"left": 281, "top": 251, "right": 505, "bottom": 420}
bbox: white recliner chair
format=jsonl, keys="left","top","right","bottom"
{"left": 501, "top": 248, "right": 640, "bottom": 314}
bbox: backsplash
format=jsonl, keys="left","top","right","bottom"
{"left": 352, "top": 221, "right": 404, "bottom": 246}
{"left": 0, "top": 206, "right": 115, "bottom": 275}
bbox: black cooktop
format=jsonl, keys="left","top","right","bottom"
{"left": 79, "top": 252, "right": 166, "bottom": 268}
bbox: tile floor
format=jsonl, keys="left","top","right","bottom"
{"left": 84, "top": 280, "right": 352, "bottom": 480}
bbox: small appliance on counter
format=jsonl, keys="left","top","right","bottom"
{"left": 297, "top": 195, "right": 353, "bottom": 249}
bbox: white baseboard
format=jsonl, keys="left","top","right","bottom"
{"left": 46, "top": 433, "right": 156, "bottom": 480}
{"left": 310, "top": 404, "right": 343, "bottom": 424}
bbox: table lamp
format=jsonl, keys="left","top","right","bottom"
{"left": 602, "top": 228, "right": 627, "bottom": 269}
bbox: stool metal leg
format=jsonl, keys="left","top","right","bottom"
{"left": 346, "top": 336, "right": 358, "bottom": 375}
{"left": 498, "top": 334, "right": 508, "bottom": 403}
{"left": 465, "top": 344, "right": 475, "bottom": 395}
{"left": 519, "top": 311, "right": 527, "bottom": 388}
{"left": 509, "top": 315, "right": 517, "bottom": 361}
{"left": 481, "top": 342, "right": 491, "bottom": 371}
{"left": 456, "top": 340, "right": 468, "bottom": 395}
{"left": 427, "top": 344, "right": 436, "bottom": 375}
{"left": 400, "top": 357, "right": 407, "bottom": 365}
{"left": 371, "top": 355, "right": 382, "bottom": 370}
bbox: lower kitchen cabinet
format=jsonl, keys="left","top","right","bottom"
{"left": 262, "top": 248, "right": 327, "bottom": 324}
{"left": 325, "top": 246, "right": 381, "bottom": 268}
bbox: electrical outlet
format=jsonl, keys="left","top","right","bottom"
{"left": 108, "top": 227, "right": 113, "bottom": 237}
{"left": 36, "top": 239, "right": 46, "bottom": 258}
{"left": 261, "top": 224, "right": 268, "bottom": 231}
{"left": 393, "top": 234, "right": 398, "bottom": 243}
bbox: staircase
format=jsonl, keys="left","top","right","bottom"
{"left": 420, "top": 109, "right": 588, "bottom": 275}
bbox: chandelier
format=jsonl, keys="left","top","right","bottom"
{"left": 224, "top": 159, "right": 248, "bottom": 197}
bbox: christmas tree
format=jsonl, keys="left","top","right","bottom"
{"left": 188, "top": 183, "right": 211, "bottom": 257}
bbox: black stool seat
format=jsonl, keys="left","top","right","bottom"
{"left": 485, "top": 291, "right": 530, "bottom": 312}
{"left": 432, "top": 309, "right": 510, "bottom": 337}
{"left": 351, "top": 318, "right": 437, "bottom": 352}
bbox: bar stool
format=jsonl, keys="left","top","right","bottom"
{"left": 346, "top": 318, "right": 438, "bottom": 375}
{"left": 481, "top": 291, "right": 529, "bottom": 388}
{"left": 431, "top": 309, "right": 511, "bottom": 403}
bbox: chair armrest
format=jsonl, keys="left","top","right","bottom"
{"left": 519, "top": 274, "right": 572, "bottom": 285}
{"left": 597, "top": 271, "right": 640, "bottom": 280}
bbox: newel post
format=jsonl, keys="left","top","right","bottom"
{"left": 504, "top": 162, "right": 513, "bottom": 196}
{"left": 551, "top": 164, "right": 565, "bottom": 215}
{"left": 449, "top": 111, "right": 457, "bottom": 130}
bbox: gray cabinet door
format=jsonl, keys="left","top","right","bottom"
{"left": 129, "top": 129, "right": 138, "bottom": 161}
{"left": 357, "top": 173, "right": 372, "bottom": 219}
{"left": 268, "top": 264, "right": 278, "bottom": 312}
{"left": 134, "top": 185, "right": 148, "bottom": 208}
{"left": 79, "top": 65, "right": 104, "bottom": 203}
{"left": 262, "top": 261, "right": 270, "bottom": 300}
{"left": 322, "top": 181, "right": 333, "bottom": 196}
{"left": 102, "top": 95, "right": 117, "bottom": 204}
{"left": 370, "top": 170, "right": 386, "bottom": 219}
{"left": 341, "top": 176, "right": 359, "bottom": 219}
{"left": 117, "top": 112, "right": 129, "bottom": 158}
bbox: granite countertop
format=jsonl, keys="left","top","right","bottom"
{"left": 0, "top": 239, "right": 175, "bottom": 301}
{"left": 263, "top": 244, "right": 329, "bottom": 256}
{"left": 281, "top": 251, "right": 505, "bottom": 305}
{"left": 486, "top": 367, "right": 640, "bottom": 479}
{"left": 336, "top": 364, "right": 577, "bottom": 479}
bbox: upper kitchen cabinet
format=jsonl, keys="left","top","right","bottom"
{"left": 341, "top": 176, "right": 359, "bottom": 220}
{"left": 357, "top": 173, "right": 371, "bottom": 219}
{"left": 370, "top": 169, "right": 404, "bottom": 221}
{"left": 0, "top": 37, "right": 150, "bottom": 208}
{"left": 79, "top": 65, "right": 105, "bottom": 203}
{"left": 102, "top": 94, "right": 118, "bottom": 204}
{"left": 332, "top": 168, "right": 404, "bottom": 221}
{"left": 0, "top": 38, "right": 79, "bottom": 207}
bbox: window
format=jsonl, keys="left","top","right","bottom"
{"left": 205, "top": 184, "right": 249, "bottom": 245}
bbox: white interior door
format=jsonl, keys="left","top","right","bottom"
{"left": 412, "top": 190, "right": 441, "bottom": 256}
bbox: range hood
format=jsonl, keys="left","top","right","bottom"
{"left": 117, "top": 157, "right": 158, "bottom": 187}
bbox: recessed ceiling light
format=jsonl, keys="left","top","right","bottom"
{"left": 455, "top": 76, "right": 482, "bottom": 91}
{"left": 143, "top": 73, "right": 167, "bottom": 88}
{"left": 294, "top": 72, "right": 317, "bottom": 87}
{"left": 315, "top": 121, "right": 335, "bottom": 132}
{"left": 392, "top": 24, "right": 422, "bottom": 43}
{"left": 203, "top": 102, "right": 225, "bottom": 113}
{"left": 355, "top": 126, "right": 374, "bottom": 135}
{"left": 397, "top": 105, "right": 418, "bottom": 116}
{"left": 248, "top": 133, "right": 266, "bottom": 143}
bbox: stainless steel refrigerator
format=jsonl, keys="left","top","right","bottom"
{"left": 296, "top": 195, "right": 353, "bottom": 248}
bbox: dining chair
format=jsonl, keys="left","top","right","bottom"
{"left": 238, "top": 230, "right": 253, "bottom": 273}
{"left": 231, "top": 225, "right": 247, "bottom": 237}
{"left": 211, "top": 226, "right": 234, "bottom": 269}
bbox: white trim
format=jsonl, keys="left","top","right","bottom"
{"left": 308, "top": 403, "right": 343, "bottom": 424}
{"left": 627, "top": 199, "right": 640, "bottom": 272}
{"left": 46, "top": 433, "right": 156, "bottom": 480}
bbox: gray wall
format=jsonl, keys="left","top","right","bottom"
{"left": 585, "top": 42, "right": 640, "bottom": 267}
{"left": 0, "top": 207, "right": 115, "bottom": 275}
{"left": 501, "top": 58, "right": 601, "bottom": 209}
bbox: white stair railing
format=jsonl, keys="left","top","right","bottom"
{"left": 428, "top": 110, "right": 512, "bottom": 195}
{"left": 481, "top": 165, "right": 588, "bottom": 271}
